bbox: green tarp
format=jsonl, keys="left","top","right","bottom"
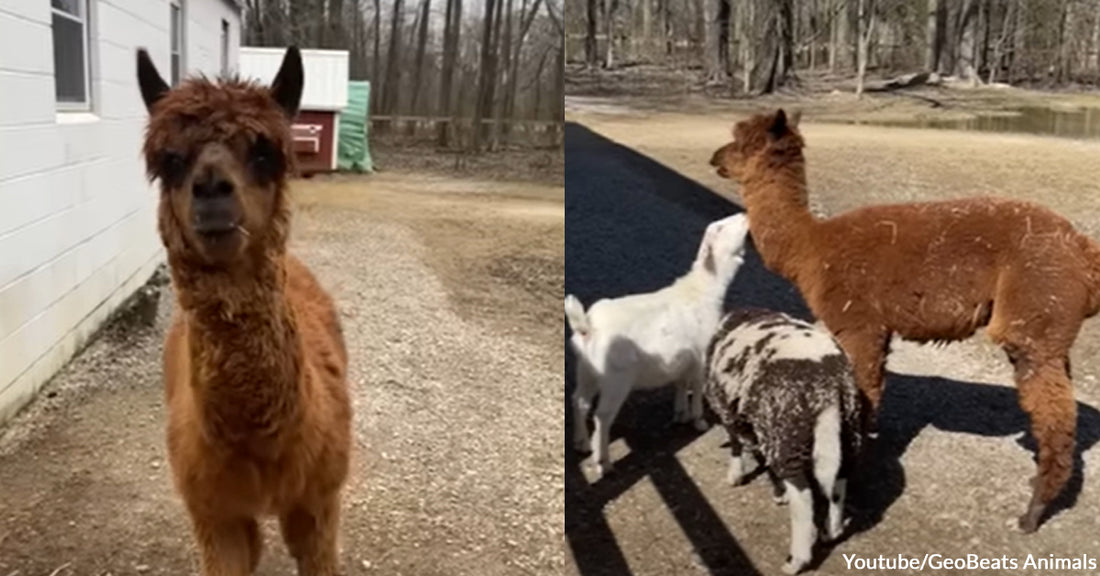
{"left": 337, "top": 81, "right": 373, "bottom": 173}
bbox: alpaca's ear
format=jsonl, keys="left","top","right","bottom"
{"left": 136, "top": 49, "right": 169, "bottom": 112}
{"left": 789, "top": 109, "right": 803, "bottom": 128}
{"left": 768, "top": 109, "right": 789, "bottom": 141}
{"left": 270, "top": 46, "right": 304, "bottom": 118}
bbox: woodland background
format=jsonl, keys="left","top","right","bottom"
{"left": 563, "top": 0, "right": 1100, "bottom": 96}
{"left": 241, "top": 0, "right": 564, "bottom": 150}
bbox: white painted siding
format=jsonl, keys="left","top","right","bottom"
{"left": 239, "top": 47, "right": 349, "bottom": 111}
{"left": 0, "top": 0, "right": 242, "bottom": 424}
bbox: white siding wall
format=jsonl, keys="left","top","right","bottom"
{"left": 0, "top": 0, "right": 241, "bottom": 424}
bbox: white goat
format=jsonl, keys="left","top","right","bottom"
{"left": 564, "top": 213, "right": 750, "bottom": 477}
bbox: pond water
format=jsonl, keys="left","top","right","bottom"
{"left": 855, "top": 106, "right": 1100, "bottom": 140}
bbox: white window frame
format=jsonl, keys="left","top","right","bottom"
{"left": 170, "top": 0, "right": 185, "bottom": 86}
{"left": 220, "top": 19, "right": 230, "bottom": 76}
{"left": 51, "top": 0, "right": 92, "bottom": 112}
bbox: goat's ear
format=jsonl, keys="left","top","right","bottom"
{"left": 696, "top": 223, "right": 719, "bottom": 273}
{"left": 270, "top": 46, "right": 304, "bottom": 118}
{"left": 768, "top": 109, "right": 789, "bottom": 141}
{"left": 136, "top": 49, "right": 169, "bottom": 112}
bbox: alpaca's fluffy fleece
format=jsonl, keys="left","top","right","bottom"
{"left": 566, "top": 213, "right": 750, "bottom": 478}
{"left": 711, "top": 108, "right": 1100, "bottom": 532}
{"left": 705, "top": 308, "right": 861, "bottom": 575}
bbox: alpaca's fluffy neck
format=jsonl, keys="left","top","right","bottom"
{"left": 170, "top": 246, "right": 302, "bottom": 457}
{"left": 740, "top": 154, "right": 816, "bottom": 281}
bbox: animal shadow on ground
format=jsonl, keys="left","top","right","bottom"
{"left": 563, "top": 122, "right": 1100, "bottom": 575}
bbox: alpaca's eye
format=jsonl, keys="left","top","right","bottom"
{"left": 159, "top": 152, "right": 187, "bottom": 185}
{"left": 249, "top": 137, "right": 282, "bottom": 183}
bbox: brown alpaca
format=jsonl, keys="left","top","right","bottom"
{"left": 136, "top": 47, "right": 351, "bottom": 574}
{"left": 710, "top": 109, "right": 1100, "bottom": 533}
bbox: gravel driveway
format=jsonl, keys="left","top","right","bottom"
{"left": 0, "top": 172, "right": 564, "bottom": 576}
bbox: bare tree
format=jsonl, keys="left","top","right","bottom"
{"left": 381, "top": 0, "right": 406, "bottom": 116}
{"left": 855, "top": 0, "right": 874, "bottom": 97}
{"left": 705, "top": 0, "right": 732, "bottom": 83}
{"left": 410, "top": 0, "right": 432, "bottom": 115}
{"left": 755, "top": 0, "right": 795, "bottom": 93}
{"left": 586, "top": 0, "right": 599, "bottom": 65}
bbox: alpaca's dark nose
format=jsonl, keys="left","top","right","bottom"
{"left": 192, "top": 170, "right": 234, "bottom": 199}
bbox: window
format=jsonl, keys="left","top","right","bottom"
{"left": 170, "top": 0, "right": 183, "bottom": 85}
{"left": 51, "top": 0, "right": 91, "bottom": 110}
{"left": 220, "top": 19, "right": 229, "bottom": 76}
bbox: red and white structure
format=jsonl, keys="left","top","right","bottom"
{"left": 239, "top": 47, "right": 348, "bottom": 175}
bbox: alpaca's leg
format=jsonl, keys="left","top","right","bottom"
{"left": 280, "top": 492, "right": 343, "bottom": 576}
{"left": 572, "top": 365, "right": 598, "bottom": 453}
{"left": 591, "top": 373, "right": 631, "bottom": 478}
{"left": 1012, "top": 355, "right": 1077, "bottom": 533}
{"left": 834, "top": 329, "right": 889, "bottom": 436}
{"left": 781, "top": 473, "right": 816, "bottom": 575}
{"left": 192, "top": 515, "right": 262, "bottom": 576}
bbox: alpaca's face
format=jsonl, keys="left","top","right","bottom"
{"left": 136, "top": 48, "right": 303, "bottom": 267}
{"left": 710, "top": 109, "right": 802, "bottom": 183}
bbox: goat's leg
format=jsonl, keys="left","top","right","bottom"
{"left": 780, "top": 471, "right": 816, "bottom": 575}
{"left": 191, "top": 515, "right": 262, "bottom": 576}
{"left": 834, "top": 329, "right": 889, "bottom": 438}
{"left": 1012, "top": 354, "right": 1076, "bottom": 533}
{"left": 591, "top": 374, "right": 631, "bottom": 478}
{"left": 688, "top": 370, "right": 708, "bottom": 431}
{"left": 280, "top": 492, "right": 343, "bottom": 576}
{"left": 572, "top": 364, "right": 598, "bottom": 453}
{"left": 672, "top": 381, "right": 691, "bottom": 424}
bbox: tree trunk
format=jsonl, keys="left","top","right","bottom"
{"left": 755, "top": 0, "right": 794, "bottom": 93}
{"left": 437, "top": 0, "right": 458, "bottom": 145}
{"left": 705, "top": 0, "right": 732, "bottom": 82}
{"left": 741, "top": 0, "right": 754, "bottom": 92}
{"left": 381, "top": 0, "right": 405, "bottom": 118}
{"left": 952, "top": 0, "right": 977, "bottom": 83}
{"left": 642, "top": 0, "right": 652, "bottom": 60}
{"left": 492, "top": 0, "right": 515, "bottom": 148}
{"left": 586, "top": 0, "right": 599, "bottom": 65}
{"left": 409, "top": 0, "right": 432, "bottom": 116}
{"left": 855, "top": 0, "right": 873, "bottom": 97}
{"left": 604, "top": 0, "right": 617, "bottom": 68}
{"left": 472, "top": 0, "right": 499, "bottom": 151}
{"left": 926, "top": 0, "right": 940, "bottom": 71}
{"left": 1092, "top": 2, "right": 1100, "bottom": 75}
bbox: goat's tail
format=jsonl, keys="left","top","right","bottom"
{"left": 564, "top": 295, "right": 591, "bottom": 337}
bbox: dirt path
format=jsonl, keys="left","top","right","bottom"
{"left": 0, "top": 172, "right": 564, "bottom": 576}
{"left": 565, "top": 107, "right": 1100, "bottom": 575}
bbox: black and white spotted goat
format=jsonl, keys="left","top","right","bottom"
{"left": 705, "top": 308, "right": 863, "bottom": 575}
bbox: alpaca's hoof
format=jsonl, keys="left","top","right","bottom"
{"left": 594, "top": 460, "right": 613, "bottom": 479}
{"left": 1018, "top": 514, "right": 1038, "bottom": 534}
{"left": 692, "top": 418, "right": 709, "bottom": 432}
{"left": 773, "top": 492, "right": 789, "bottom": 506}
{"left": 727, "top": 470, "right": 745, "bottom": 486}
{"left": 782, "top": 556, "right": 809, "bottom": 575}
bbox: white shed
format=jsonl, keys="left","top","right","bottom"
{"left": 239, "top": 47, "right": 349, "bottom": 174}
{"left": 0, "top": 0, "right": 243, "bottom": 424}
